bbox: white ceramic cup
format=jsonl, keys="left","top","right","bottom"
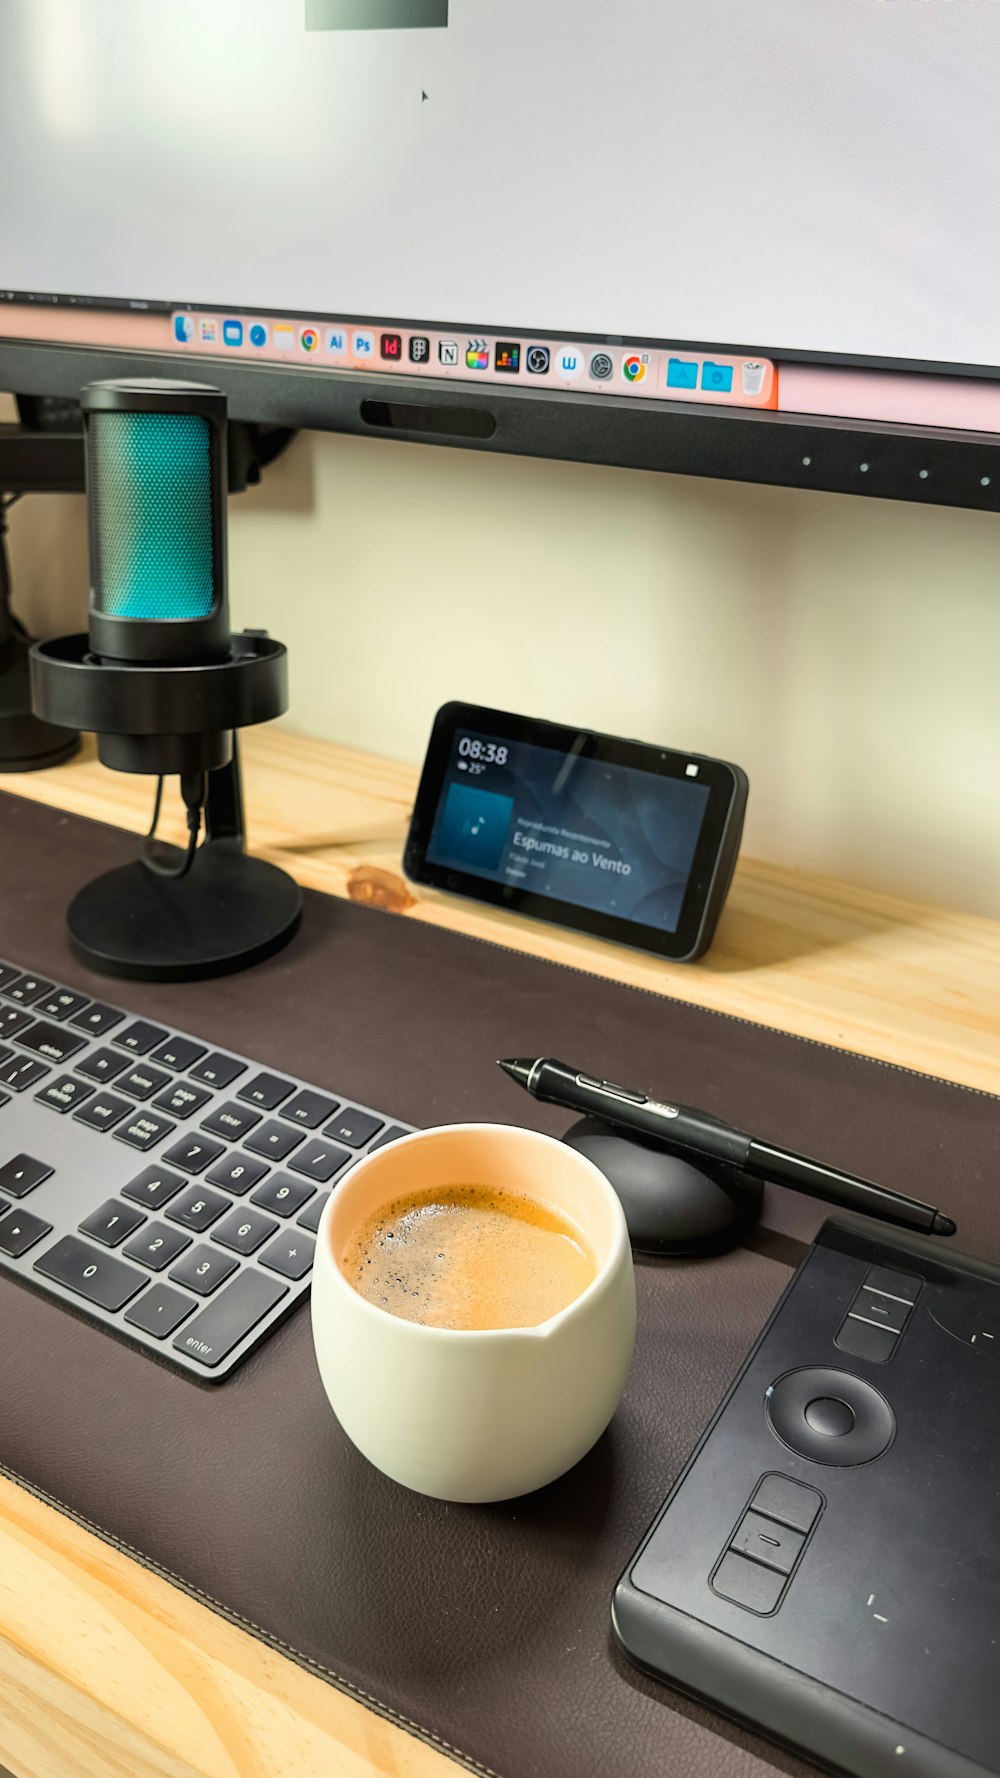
{"left": 312, "top": 1123, "right": 636, "bottom": 1502}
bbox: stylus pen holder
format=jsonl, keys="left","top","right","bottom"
{"left": 560, "top": 1116, "right": 762, "bottom": 1257}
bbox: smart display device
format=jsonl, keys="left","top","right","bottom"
{"left": 404, "top": 703, "right": 748, "bottom": 962}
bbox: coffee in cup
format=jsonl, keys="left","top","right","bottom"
{"left": 341, "top": 1182, "right": 597, "bottom": 1330}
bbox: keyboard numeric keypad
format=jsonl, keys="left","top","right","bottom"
{"left": 0, "top": 967, "right": 412, "bottom": 1377}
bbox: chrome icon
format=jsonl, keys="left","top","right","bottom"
{"left": 622, "top": 354, "right": 647, "bottom": 384}
{"left": 300, "top": 327, "right": 320, "bottom": 353}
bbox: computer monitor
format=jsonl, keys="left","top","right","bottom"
{"left": 3, "top": 0, "right": 1000, "bottom": 507}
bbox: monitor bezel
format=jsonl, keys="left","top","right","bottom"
{"left": 3, "top": 334, "right": 1000, "bottom": 512}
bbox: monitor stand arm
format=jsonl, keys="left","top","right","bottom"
{"left": 0, "top": 496, "right": 80, "bottom": 771}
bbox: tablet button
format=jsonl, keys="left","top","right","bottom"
{"left": 835, "top": 1314, "right": 897, "bottom": 1363}
{"left": 729, "top": 1510, "right": 804, "bottom": 1574}
{"left": 751, "top": 1474, "right": 822, "bottom": 1533}
{"left": 851, "top": 1285, "right": 911, "bottom": 1334}
{"left": 864, "top": 1263, "right": 921, "bottom": 1304}
{"left": 712, "top": 1552, "right": 785, "bottom": 1613}
{"left": 804, "top": 1396, "right": 855, "bottom": 1437}
{"left": 766, "top": 1366, "right": 895, "bottom": 1466}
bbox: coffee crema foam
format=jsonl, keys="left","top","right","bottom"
{"left": 341, "top": 1184, "right": 597, "bottom": 1330}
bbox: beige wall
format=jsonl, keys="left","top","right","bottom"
{"left": 4, "top": 395, "right": 998, "bottom": 918}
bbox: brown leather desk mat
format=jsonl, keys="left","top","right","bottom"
{"left": 1, "top": 793, "right": 999, "bottom": 1778}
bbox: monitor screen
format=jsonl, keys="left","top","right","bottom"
{"left": 3, "top": 0, "right": 1000, "bottom": 493}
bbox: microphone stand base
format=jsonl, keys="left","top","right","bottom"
{"left": 67, "top": 843, "right": 303, "bottom": 982}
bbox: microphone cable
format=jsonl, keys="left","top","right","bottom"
{"left": 141, "top": 771, "right": 207, "bottom": 880}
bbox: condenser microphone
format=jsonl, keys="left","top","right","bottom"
{"left": 81, "top": 379, "right": 234, "bottom": 777}
{"left": 31, "top": 378, "right": 302, "bottom": 982}
{"left": 86, "top": 379, "right": 229, "bottom": 664}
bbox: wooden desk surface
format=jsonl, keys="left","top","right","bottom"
{"left": 0, "top": 730, "right": 997, "bottom": 1778}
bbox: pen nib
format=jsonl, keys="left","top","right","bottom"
{"left": 498, "top": 1058, "right": 534, "bottom": 1088}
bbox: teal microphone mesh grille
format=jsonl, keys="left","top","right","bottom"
{"left": 88, "top": 411, "right": 215, "bottom": 620}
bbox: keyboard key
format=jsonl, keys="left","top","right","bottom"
{"left": 173, "top": 1269, "right": 288, "bottom": 1368}
{"left": 205, "top": 1150, "right": 268, "bottom": 1196}
{"left": 369, "top": 1123, "right": 411, "bottom": 1152}
{"left": 261, "top": 1231, "right": 315, "bottom": 1281}
{"left": 0, "top": 1154, "right": 53, "bottom": 1198}
{"left": 122, "top": 1164, "right": 187, "bottom": 1210}
{"left": 297, "top": 1191, "right": 330, "bottom": 1233}
{"left": 73, "top": 1092, "right": 131, "bottom": 1132}
{"left": 79, "top": 1198, "right": 146, "bottom": 1248}
{"left": 0, "top": 1006, "right": 32, "bottom": 1040}
{"left": 189, "top": 1051, "right": 245, "bottom": 1090}
{"left": 35, "top": 1234, "right": 146, "bottom": 1310}
{"left": 280, "top": 1089, "right": 340, "bottom": 1129}
{"left": 162, "top": 1133, "right": 226, "bottom": 1175}
{"left": 212, "top": 1205, "right": 278, "bottom": 1255}
{"left": 69, "top": 1001, "right": 125, "bottom": 1038}
{"left": 288, "top": 1139, "right": 351, "bottom": 1184}
{"left": 169, "top": 1244, "right": 238, "bottom": 1296}
{"left": 0, "top": 1209, "right": 53, "bottom": 1257}
{"left": 117, "top": 1063, "right": 172, "bottom": 1101}
{"left": 151, "top": 1036, "right": 206, "bottom": 1072}
{"left": 245, "top": 1120, "right": 303, "bottom": 1163}
{"left": 152, "top": 1081, "right": 213, "bottom": 1120}
{"left": 114, "top": 1109, "right": 177, "bottom": 1152}
{"left": 114, "top": 1019, "right": 169, "bottom": 1057}
{"left": 4, "top": 974, "right": 54, "bottom": 1006}
{"left": 238, "top": 1071, "right": 295, "bottom": 1111}
{"left": 0, "top": 1091, "right": 9, "bottom": 1109}
{"left": 0, "top": 1056, "right": 50, "bottom": 1093}
{"left": 0, "top": 963, "right": 21, "bottom": 993}
{"left": 201, "top": 1100, "right": 261, "bottom": 1142}
{"left": 36, "top": 1074, "right": 95, "bottom": 1114}
{"left": 16, "top": 1020, "right": 87, "bottom": 1065}
{"left": 251, "top": 1172, "right": 315, "bottom": 1218}
{"left": 123, "top": 1220, "right": 191, "bottom": 1271}
{"left": 77, "top": 1047, "right": 129, "bottom": 1085}
{"left": 325, "top": 1107, "right": 384, "bottom": 1148}
{"left": 35, "top": 987, "right": 90, "bottom": 1023}
{"left": 166, "top": 1184, "right": 230, "bottom": 1232}
{"left": 124, "top": 1283, "right": 196, "bottom": 1339}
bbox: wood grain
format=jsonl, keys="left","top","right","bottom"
{"left": 0, "top": 727, "right": 997, "bottom": 1778}
{"left": 3, "top": 728, "right": 998, "bottom": 1092}
{"left": 0, "top": 1475, "right": 459, "bottom": 1778}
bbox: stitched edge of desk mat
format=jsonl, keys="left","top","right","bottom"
{"left": 1, "top": 793, "right": 998, "bottom": 1778}
{"left": 439, "top": 913, "right": 999, "bottom": 1106}
{"left": 0, "top": 1457, "right": 499, "bottom": 1778}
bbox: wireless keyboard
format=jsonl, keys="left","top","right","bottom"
{"left": 0, "top": 959, "right": 415, "bottom": 1379}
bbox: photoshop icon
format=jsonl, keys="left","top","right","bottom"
{"left": 307, "top": 0, "right": 447, "bottom": 29}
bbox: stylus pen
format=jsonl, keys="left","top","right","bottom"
{"left": 499, "top": 1056, "right": 957, "bottom": 1238}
